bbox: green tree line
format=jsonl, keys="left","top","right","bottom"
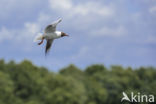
{"left": 0, "top": 59, "right": 156, "bottom": 104}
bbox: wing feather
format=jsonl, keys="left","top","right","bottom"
{"left": 45, "top": 39, "right": 54, "bottom": 55}
{"left": 44, "top": 18, "right": 62, "bottom": 33}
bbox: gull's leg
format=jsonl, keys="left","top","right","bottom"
{"left": 38, "top": 38, "right": 44, "bottom": 45}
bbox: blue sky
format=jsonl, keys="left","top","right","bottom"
{"left": 0, "top": 0, "right": 156, "bottom": 71}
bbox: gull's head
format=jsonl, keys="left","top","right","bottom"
{"left": 61, "top": 32, "right": 69, "bottom": 37}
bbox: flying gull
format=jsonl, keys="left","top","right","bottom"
{"left": 34, "top": 18, "right": 68, "bottom": 55}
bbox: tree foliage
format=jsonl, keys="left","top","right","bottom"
{"left": 0, "top": 59, "right": 155, "bottom": 104}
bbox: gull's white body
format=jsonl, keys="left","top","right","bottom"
{"left": 43, "top": 31, "right": 61, "bottom": 40}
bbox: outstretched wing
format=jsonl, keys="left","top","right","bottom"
{"left": 45, "top": 39, "right": 54, "bottom": 55}
{"left": 44, "top": 18, "right": 62, "bottom": 33}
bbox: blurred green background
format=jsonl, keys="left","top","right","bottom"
{"left": 0, "top": 59, "right": 155, "bottom": 104}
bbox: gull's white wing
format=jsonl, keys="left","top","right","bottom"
{"left": 44, "top": 18, "right": 62, "bottom": 33}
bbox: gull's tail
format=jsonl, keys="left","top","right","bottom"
{"left": 33, "top": 33, "right": 43, "bottom": 42}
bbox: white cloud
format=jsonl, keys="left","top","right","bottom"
{"left": 25, "top": 23, "right": 39, "bottom": 35}
{"left": 38, "top": 13, "right": 51, "bottom": 24}
{"left": 0, "top": 27, "right": 13, "bottom": 42}
{"left": 49, "top": 0, "right": 72, "bottom": 10}
{"left": 49, "top": 0, "right": 114, "bottom": 17}
{"left": 91, "top": 26, "right": 126, "bottom": 37}
{"left": 74, "top": 2, "right": 114, "bottom": 16}
{"left": 149, "top": 6, "right": 156, "bottom": 14}
{"left": 0, "top": 22, "right": 39, "bottom": 43}
{"left": 0, "top": 0, "right": 16, "bottom": 19}
{"left": 0, "top": 13, "right": 48, "bottom": 43}
{"left": 15, "top": 22, "right": 40, "bottom": 42}
{"left": 0, "top": 0, "right": 43, "bottom": 20}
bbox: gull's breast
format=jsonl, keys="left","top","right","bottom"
{"left": 44, "top": 32, "right": 58, "bottom": 39}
